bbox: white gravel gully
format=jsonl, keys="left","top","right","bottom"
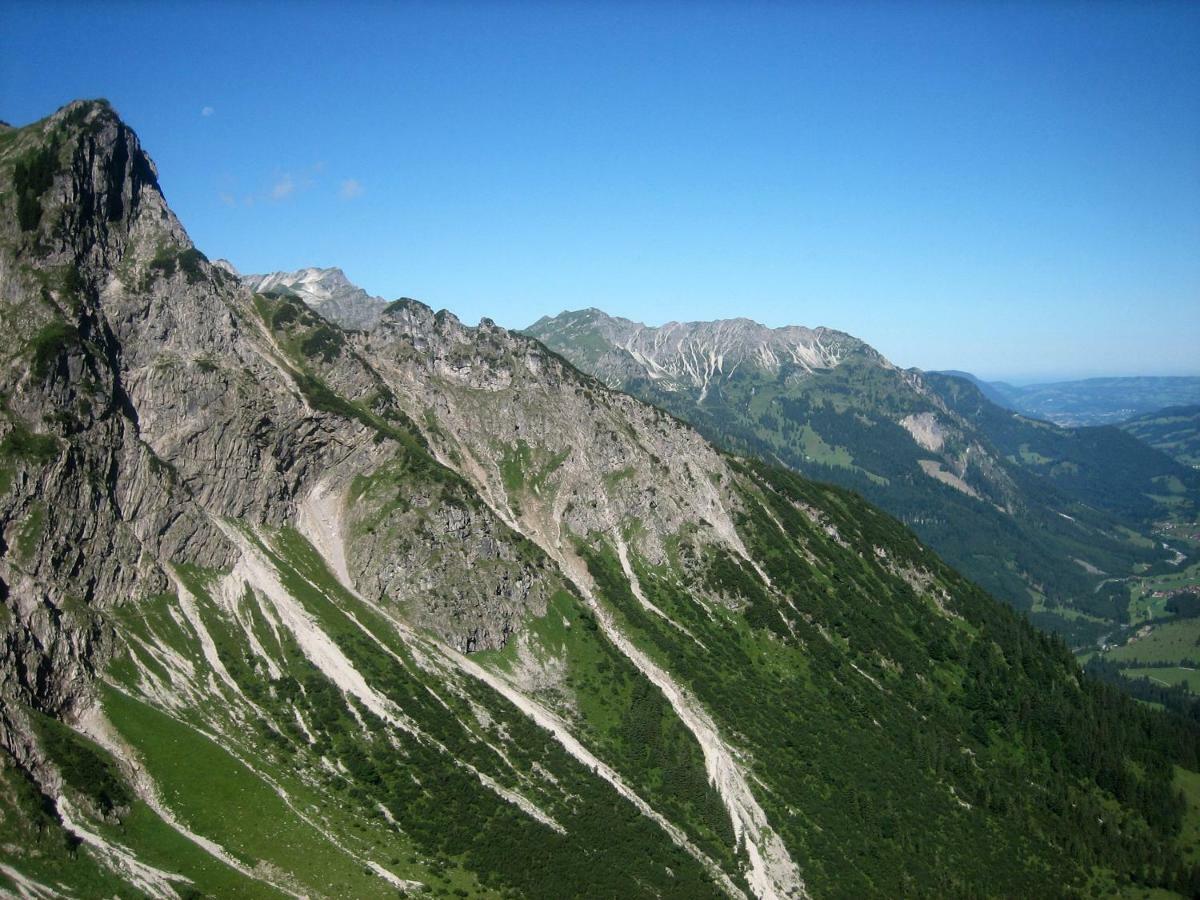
{"left": 298, "top": 478, "right": 807, "bottom": 899}
{"left": 296, "top": 480, "right": 751, "bottom": 898}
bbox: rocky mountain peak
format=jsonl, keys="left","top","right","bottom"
{"left": 243, "top": 265, "right": 387, "bottom": 330}
{"left": 3, "top": 99, "right": 187, "bottom": 275}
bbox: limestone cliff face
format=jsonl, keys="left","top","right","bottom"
{"left": 0, "top": 102, "right": 545, "bottom": 718}
{"left": 0, "top": 101, "right": 748, "bottom": 721}
{"left": 360, "top": 302, "right": 746, "bottom": 565}
{"left": 0, "top": 101, "right": 224, "bottom": 721}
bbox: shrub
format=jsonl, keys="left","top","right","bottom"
{"left": 13, "top": 138, "right": 59, "bottom": 231}
{"left": 29, "top": 320, "right": 78, "bottom": 379}
{"left": 147, "top": 246, "right": 208, "bottom": 284}
{"left": 271, "top": 301, "right": 300, "bottom": 329}
{"left": 177, "top": 247, "right": 207, "bottom": 283}
{"left": 148, "top": 245, "right": 177, "bottom": 277}
{"left": 0, "top": 422, "right": 59, "bottom": 463}
{"left": 300, "top": 325, "right": 345, "bottom": 362}
{"left": 34, "top": 715, "right": 132, "bottom": 816}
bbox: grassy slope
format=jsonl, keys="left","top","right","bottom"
{"left": 14, "top": 432, "right": 1200, "bottom": 896}
{"left": 8, "top": 473, "right": 1200, "bottom": 897}
{"left": 52, "top": 509, "right": 732, "bottom": 899}
{"left": 1108, "top": 620, "right": 1200, "bottom": 665}
{"left": 1120, "top": 405, "right": 1200, "bottom": 468}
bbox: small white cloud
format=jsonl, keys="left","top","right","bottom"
{"left": 339, "top": 178, "right": 364, "bottom": 200}
{"left": 201, "top": 106, "right": 215, "bottom": 117}
{"left": 218, "top": 191, "right": 236, "bottom": 207}
{"left": 271, "top": 174, "right": 295, "bottom": 200}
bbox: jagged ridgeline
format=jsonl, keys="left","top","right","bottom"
{"left": 0, "top": 100, "right": 1198, "bottom": 899}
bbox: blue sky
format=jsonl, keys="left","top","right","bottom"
{"left": 3, "top": 2, "right": 1198, "bottom": 381}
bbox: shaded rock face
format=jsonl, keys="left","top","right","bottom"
{"left": 0, "top": 101, "right": 230, "bottom": 718}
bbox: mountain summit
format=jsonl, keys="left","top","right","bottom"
{"left": 528, "top": 308, "right": 878, "bottom": 401}
{"left": 244, "top": 265, "right": 388, "bottom": 329}
{"left": 0, "top": 101, "right": 1197, "bottom": 897}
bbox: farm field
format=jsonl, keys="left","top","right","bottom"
{"left": 1107, "top": 619, "right": 1200, "bottom": 665}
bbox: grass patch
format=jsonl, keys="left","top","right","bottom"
{"left": 1108, "top": 619, "right": 1200, "bottom": 665}
{"left": 500, "top": 439, "right": 569, "bottom": 500}
{"left": 102, "top": 684, "right": 398, "bottom": 898}
{"left": 102, "top": 800, "right": 286, "bottom": 898}
{"left": 1123, "top": 666, "right": 1200, "bottom": 692}
{"left": 14, "top": 502, "right": 45, "bottom": 563}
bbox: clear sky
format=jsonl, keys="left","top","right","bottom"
{"left": 3, "top": 2, "right": 1198, "bottom": 381}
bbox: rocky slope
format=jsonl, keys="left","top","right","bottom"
{"left": 527, "top": 309, "right": 879, "bottom": 402}
{"left": 527, "top": 309, "right": 1200, "bottom": 641}
{"left": 0, "top": 101, "right": 1198, "bottom": 898}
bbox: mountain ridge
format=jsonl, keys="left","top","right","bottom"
{"left": 527, "top": 307, "right": 880, "bottom": 402}
{"left": 527, "top": 308, "right": 1200, "bottom": 641}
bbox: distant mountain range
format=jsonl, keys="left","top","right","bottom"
{"left": 527, "top": 309, "right": 1200, "bottom": 643}
{"left": 940, "top": 372, "right": 1200, "bottom": 427}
